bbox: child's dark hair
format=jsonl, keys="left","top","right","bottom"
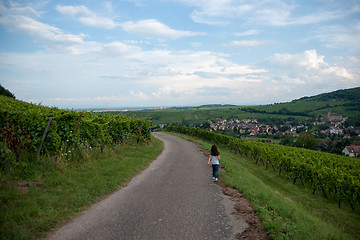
{"left": 211, "top": 145, "right": 220, "bottom": 156}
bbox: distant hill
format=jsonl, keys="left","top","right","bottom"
{"left": 198, "top": 104, "right": 237, "bottom": 108}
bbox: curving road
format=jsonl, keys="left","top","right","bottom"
{"left": 48, "top": 132, "right": 247, "bottom": 240}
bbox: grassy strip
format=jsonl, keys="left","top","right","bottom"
{"left": 169, "top": 132, "right": 360, "bottom": 240}
{"left": 0, "top": 137, "right": 163, "bottom": 240}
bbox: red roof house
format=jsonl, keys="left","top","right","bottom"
{"left": 342, "top": 146, "right": 360, "bottom": 157}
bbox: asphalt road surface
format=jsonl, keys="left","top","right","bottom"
{"left": 48, "top": 132, "right": 247, "bottom": 240}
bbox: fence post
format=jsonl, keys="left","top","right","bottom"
{"left": 73, "top": 113, "right": 83, "bottom": 134}
{"left": 36, "top": 117, "right": 52, "bottom": 159}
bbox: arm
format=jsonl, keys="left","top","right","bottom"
{"left": 207, "top": 155, "right": 211, "bottom": 165}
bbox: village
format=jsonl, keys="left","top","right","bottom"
{"left": 206, "top": 110, "right": 360, "bottom": 157}
{"left": 209, "top": 111, "right": 345, "bottom": 137}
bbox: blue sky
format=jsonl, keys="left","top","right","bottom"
{"left": 0, "top": 0, "right": 359, "bottom": 109}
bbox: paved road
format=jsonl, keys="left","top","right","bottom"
{"left": 49, "top": 132, "right": 246, "bottom": 240}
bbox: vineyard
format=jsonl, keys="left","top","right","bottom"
{"left": 166, "top": 126, "right": 360, "bottom": 210}
{"left": 0, "top": 96, "right": 151, "bottom": 178}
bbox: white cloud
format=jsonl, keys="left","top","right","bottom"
{"left": 2, "top": 45, "right": 358, "bottom": 108}
{"left": 55, "top": 5, "right": 118, "bottom": 29}
{"left": 47, "top": 96, "right": 129, "bottom": 105}
{"left": 55, "top": 5, "right": 90, "bottom": 16}
{"left": 314, "top": 24, "right": 360, "bottom": 52}
{"left": 55, "top": 5, "right": 207, "bottom": 40}
{"left": 177, "top": 0, "right": 356, "bottom": 26}
{"left": 124, "top": 40, "right": 151, "bottom": 45}
{"left": 0, "top": 3, "right": 150, "bottom": 56}
{"left": 182, "top": 0, "right": 253, "bottom": 25}
{"left": 265, "top": 49, "right": 356, "bottom": 86}
{"left": 224, "top": 40, "right": 264, "bottom": 47}
{"left": 260, "top": 7, "right": 352, "bottom": 26}
{"left": 78, "top": 16, "right": 117, "bottom": 29}
{"left": 280, "top": 76, "right": 306, "bottom": 85}
{"left": 235, "top": 29, "right": 260, "bottom": 36}
{"left": 1, "top": 46, "right": 271, "bottom": 106}
{"left": 0, "top": 1, "right": 42, "bottom": 17}
{"left": 101, "top": 42, "right": 141, "bottom": 57}
{"left": 349, "top": 56, "right": 359, "bottom": 63}
{"left": 119, "top": 19, "right": 206, "bottom": 40}
{"left": 131, "top": 91, "right": 150, "bottom": 100}
{"left": 152, "top": 86, "right": 179, "bottom": 98}
{"left": 0, "top": 3, "right": 87, "bottom": 50}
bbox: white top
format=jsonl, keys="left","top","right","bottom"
{"left": 211, "top": 155, "right": 219, "bottom": 165}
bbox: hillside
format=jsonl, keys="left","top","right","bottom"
{"left": 0, "top": 95, "right": 157, "bottom": 239}
{"left": 105, "top": 87, "right": 360, "bottom": 127}
{"left": 248, "top": 87, "right": 360, "bottom": 118}
{"left": 0, "top": 84, "right": 15, "bottom": 99}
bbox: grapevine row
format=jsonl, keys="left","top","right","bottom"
{"left": 166, "top": 126, "right": 360, "bottom": 210}
{"left": 0, "top": 96, "right": 151, "bottom": 158}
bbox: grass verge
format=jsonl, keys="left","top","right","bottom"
{"left": 169, "top": 132, "right": 360, "bottom": 240}
{"left": 0, "top": 137, "right": 163, "bottom": 240}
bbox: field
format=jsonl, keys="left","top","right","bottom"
{"left": 108, "top": 106, "right": 308, "bottom": 126}
{"left": 105, "top": 87, "right": 360, "bottom": 127}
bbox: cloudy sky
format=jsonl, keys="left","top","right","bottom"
{"left": 0, "top": 0, "right": 359, "bottom": 109}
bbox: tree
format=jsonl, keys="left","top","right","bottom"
{"left": 317, "top": 124, "right": 329, "bottom": 131}
{"left": 280, "top": 134, "right": 295, "bottom": 146}
{"left": 279, "top": 125, "right": 290, "bottom": 132}
{"left": 201, "top": 122, "right": 210, "bottom": 129}
{"left": 0, "top": 84, "right": 15, "bottom": 98}
{"left": 295, "top": 132, "right": 318, "bottom": 150}
{"left": 345, "top": 116, "right": 360, "bottom": 127}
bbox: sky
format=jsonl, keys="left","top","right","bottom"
{"left": 0, "top": 0, "right": 359, "bottom": 109}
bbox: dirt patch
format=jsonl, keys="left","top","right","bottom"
{"left": 199, "top": 146, "right": 271, "bottom": 240}
{"left": 221, "top": 184, "right": 271, "bottom": 240}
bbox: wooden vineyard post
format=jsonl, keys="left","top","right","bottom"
{"left": 101, "top": 120, "right": 113, "bottom": 153}
{"left": 108, "top": 120, "right": 114, "bottom": 133}
{"left": 91, "top": 130, "right": 97, "bottom": 146}
{"left": 36, "top": 117, "right": 53, "bottom": 159}
{"left": 65, "top": 113, "right": 83, "bottom": 152}
{"left": 137, "top": 121, "right": 144, "bottom": 143}
{"left": 6, "top": 156, "right": 12, "bottom": 181}
{"left": 3, "top": 139, "right": 13, "bottom": 181}
{"left": 73, "top": 113, "right": 83, "bottom": 134}
{"left": 278, "top": 165, "right": 282, "bottom": 175}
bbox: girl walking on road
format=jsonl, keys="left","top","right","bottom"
{"left": 207, "top": 145, "right": 220, "bottom": 182}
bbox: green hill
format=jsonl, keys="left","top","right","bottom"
{"left": 105, "top": 87, "right": 360, "bottom": 127}
{"left": 248, "top": 87, "right": 360, "bottom": 118}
